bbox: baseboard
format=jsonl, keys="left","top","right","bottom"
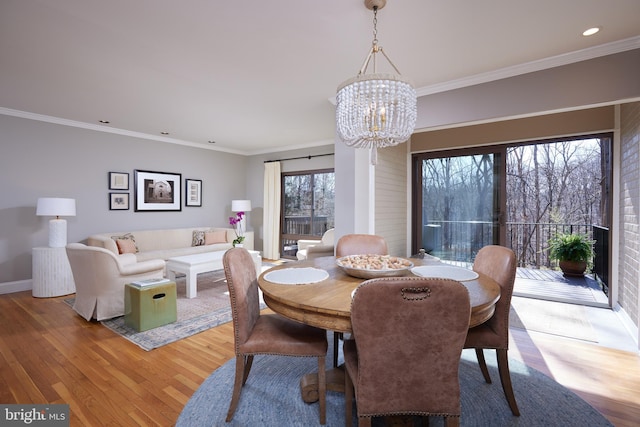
{"left": 513, "top": 291, "right": 610, "bottom": 308}
{"left": 0, "top": 279, "right": 32, "bottom": 295}
{"left": 614, "top": 303, "right": 640, "bottom": 352}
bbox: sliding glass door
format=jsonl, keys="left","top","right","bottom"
{"left": 412, "top": 147, "right": 506, "bottom": 263}
{"left": 280, "top": 169, "right": 335, "bottom": 258}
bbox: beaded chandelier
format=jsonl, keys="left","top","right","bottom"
{"left": 336, "top": 0, "right": 417, "bottom": 165}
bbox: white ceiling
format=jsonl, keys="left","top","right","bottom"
{"left": 2, "top": 0, "right": 640, "bottom": 155}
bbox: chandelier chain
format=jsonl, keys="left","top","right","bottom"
{"left": 372, "top": 6, "right": 379, "bottom": 48}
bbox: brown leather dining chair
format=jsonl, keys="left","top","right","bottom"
{"left": 464, "top": 244, "right": 520, "bottom": 416}
{"left": 335, "top": 233, "right": 388, "bottom": 258}
{"left": 333, "top": 233, "right": 389, "bottom": 367}
{"left": 222, "top": 248, "right": 328, "bottom": 424}
{"left": 344, "top": 277, "right": 471, "bottom": 427}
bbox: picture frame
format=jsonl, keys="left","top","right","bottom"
{"left": 109, "top": 193, "right": 129, "bottom": 210}
{"left": 185, "top": 179, "right": 202, "bottom": 207}
{"left": 134, "top": 169, "right": 182, "bottom": 212}
{"left": 109, "top": 172, "right": 129, "bottom": 190}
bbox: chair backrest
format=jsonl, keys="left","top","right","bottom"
{"left": 472, "top": 245, "right": 517, "bottom": 342}
{"left": 223, "top": 248, "right": 261, "bottom": 353}
{"left": 66, "top": 243, "right": 123, "bottom": 289}
{"left": 66, "top": 243, "right": 126, "bottom": 320}
{"left": 335, "top": 234, "right": 388, "bottom": 258}
{"left": 350, "top": 277, "right": 471, "bottom": 417}
{"left": 321, "top": 228, "right": 335, "bottom": 245}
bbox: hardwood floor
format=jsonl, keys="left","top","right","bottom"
{"left": 1, "top": 290, "right": 639, "bottom": 426}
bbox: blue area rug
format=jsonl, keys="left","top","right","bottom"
{"left": 177, "top": 338, "right": 612, "bottom": 426}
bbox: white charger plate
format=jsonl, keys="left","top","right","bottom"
{"left": 411, "top": 265, "right": 479, "bottom": 281}
{"left": 263, "top": 267, "right": 329, "bottom": 285}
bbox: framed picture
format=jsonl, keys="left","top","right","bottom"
{"left": 185, "top": 179, "right": 202, "bottom": 207}
{"left": 109, "top": 172, "right": 129, "bottom": 190}
{"left": 134, "top": 169, "right": 182, "bottom": 212}
{"left": 109, "top": 193, "right": 129, "bottom": 210}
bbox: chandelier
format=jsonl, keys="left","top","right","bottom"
{"left": 336, "top": 0, "right": 417, "bottom": 165}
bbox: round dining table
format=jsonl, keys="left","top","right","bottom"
{"left": 258, "top": 255, "right": 501, "bottom": 403}
{"left": 258, "top": 255, "right": 501, "bottom": 333}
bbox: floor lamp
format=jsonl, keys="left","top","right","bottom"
{"left": 36, "top": 198, "right": 76, "bottom": 247}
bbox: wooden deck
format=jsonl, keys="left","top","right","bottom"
{"left": 443, "top": 260, "right": 610, "bottom": 308}
{"left": 514, "top": 267, "right": 609, "bottom": 307}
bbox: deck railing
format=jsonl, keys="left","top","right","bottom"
{"left": 422, "top": 221, "right": 595, "bottom": 269}
{"left": 281, "top": 216, "right": 332, "bottom": 258}
{"left": 283, "top": 216, "right": 330, "bottom": 236}
{"left": 592, "top": 225, "right": 610, "bottom": 295}
{"left": 283, "top": 217, "right": 606, "bottom": 290}
{"left": 506, "top": 222, "right": 593, "bottom": 269}
{"left": 422, "top": 220, "right": 609, "bottom": 297}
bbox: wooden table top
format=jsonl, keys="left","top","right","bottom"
{"left": 258, "top": 256, "right": 500, "bottom": 333}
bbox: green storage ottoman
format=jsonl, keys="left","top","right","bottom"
{"left": 124, "top": 280, "right": 177, "bottom": 332}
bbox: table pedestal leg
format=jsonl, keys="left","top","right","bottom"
{"left": 300, "top": 367, "right": 345, "bottom": 403}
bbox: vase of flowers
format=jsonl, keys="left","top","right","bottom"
{"left": 229, "top": 211, "right": 246, "bottom": 247}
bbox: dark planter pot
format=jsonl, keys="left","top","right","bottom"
{"left": 559, "top": 260, "right": 587, "bottom": 277}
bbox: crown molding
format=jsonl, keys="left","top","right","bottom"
{"left": 247, "top": 138, "right": 336, "bottom": 156}
{"left": 0, "top": 107, "right": 246, "bottom": 155}
{"left": 416, "top": 36, "right": 640, "bottom": 97}
{"left": 0, "top": 106, "right": 336, "bottom": 157}
{"left": 328, "top": 36, "right": 640, "bottom": 105}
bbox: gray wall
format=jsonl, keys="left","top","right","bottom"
{"left": 0, "top": 115, "right": 248, "bottom": 284}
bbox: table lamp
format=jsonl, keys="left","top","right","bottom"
{"left": 231, "top": 199, "right": 252, "bottom": 213}
{"left": 36, "top": 197, "right": 76, "bottom": 247}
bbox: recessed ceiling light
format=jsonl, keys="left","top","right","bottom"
{"left": 582, "top": 27, "right": 600, "bottom": 36}
{"left": 99, "top": 120, "right": 110, "bottom": 124}
{"left": 160, "top": 131, "right": 170, "bottom": 135}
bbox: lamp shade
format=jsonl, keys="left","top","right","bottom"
{"left": 36, "top": 198, "right": 76, "bottom": 217}
{"left": 231, "top": 200, "right": 252, "bottom": 212}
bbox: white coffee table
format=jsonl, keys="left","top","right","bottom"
{"left": 166, "top": 250, "right": 261, "bottom": 298}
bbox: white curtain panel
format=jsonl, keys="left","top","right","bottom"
{"left": 263, "top": 161, "right": 281, "bottom": 260}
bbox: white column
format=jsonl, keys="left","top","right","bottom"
{"left": 334, "top": 139, "right": 376, "bottom": 241}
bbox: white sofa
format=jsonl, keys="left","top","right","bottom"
{"left": 87, "top": 227, "right": 254, "bottom": 262}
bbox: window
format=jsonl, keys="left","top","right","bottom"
{"left": 411, "top": 134, "right": 612, "bottom": 274}
{"left": 281, "top": 169, "right": 335, "bottom": 258}
{"left": 412, "top": 147, "right": 503, "bottom": 262}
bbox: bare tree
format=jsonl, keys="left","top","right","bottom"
{"left": 506, "top": 138, "right": 603, "bottom": 268}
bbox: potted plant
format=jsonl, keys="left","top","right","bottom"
{"left": 229, "top": 211, "right": 246, "bottom": 247}
{"left": 548, "top": 232, "right": 595, "bottom": 277}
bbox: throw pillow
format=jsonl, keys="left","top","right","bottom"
{"left": 115, "top": 238, "right": 137, "bottom": 254}
{"left": 205, "top": 230, "right": 227, "bottom": 245}
{"left": 111, "top": 233, "right": 138, "bottom": 254}
{"left": 192, "top": 230, "right": 206, "bottom": 246}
